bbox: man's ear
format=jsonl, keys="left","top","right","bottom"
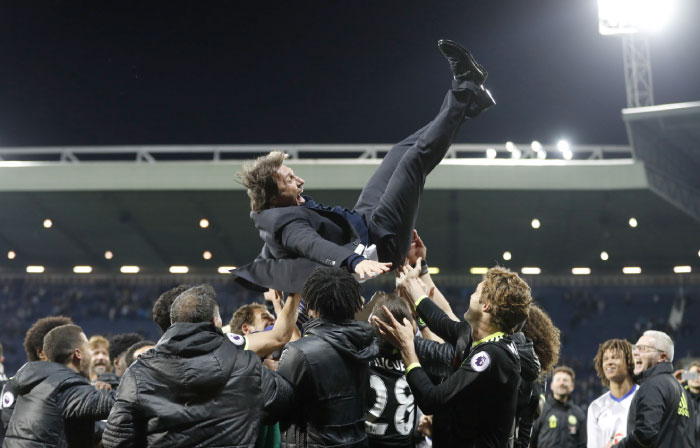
{"left": 241, "top": 323, "right": 251, "bottom": 334}
{"left": 73, "top": 348, "right": 83, "bottom": 361}
{"left": 482, "top": 301, "right": 492, "bottom": 313}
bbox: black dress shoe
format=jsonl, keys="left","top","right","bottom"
{"left": 438, "top": 39, "right": 487, "bottom": 85}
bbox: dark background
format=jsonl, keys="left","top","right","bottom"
{"left": 1, "top": 0, "right": 699, "bottom": 147}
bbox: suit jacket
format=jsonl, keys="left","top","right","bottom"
{"left": 232, "top": 195, "right": 366, "bottom": 293}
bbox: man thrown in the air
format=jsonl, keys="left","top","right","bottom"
{"left": 233, "top": 39, "right": 494, "bottom": 293}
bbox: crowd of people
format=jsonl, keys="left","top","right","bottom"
{"left": 0, "top": 38, "right": 698, "bottom": 447}
{"left": 0, "top": 247, "right": 698, "bottom": 447}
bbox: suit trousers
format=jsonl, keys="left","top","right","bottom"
{"left": 352, "top": 81, "right": 478, "bottom": 266}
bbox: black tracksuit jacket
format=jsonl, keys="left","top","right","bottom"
{"left": 3, "top": 361, "right": 114, "bottom": 448}
{"left": 0, "top": 374, "right": 18, "bottom": 446}
{"left": 614, "top": 362, "right": 696, "bottom": 448}
{"left": 413, "top": 298, "right": 539, "bottom": 447}
{"left": 531, "top": 395, "right": 586, "bottom": 448}
{"left": 276, "top": 318, "right": 379, "bottom": 448}
{"left": 102, "top": 322, "right": 293, "bottom": 448}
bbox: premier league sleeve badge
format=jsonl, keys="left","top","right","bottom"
{"left": 470, "top": 351, "right": 491, "bottom": 372}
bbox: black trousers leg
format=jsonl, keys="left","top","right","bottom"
{"left": 352, "top": 122, "right": 431, "bottom": 215}
{"left": 365, "top": 86, "right": 474, "bottom": 266}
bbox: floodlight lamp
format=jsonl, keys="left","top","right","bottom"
{"left": 598, "top": 0, "right": 676, "bottom": 35}
{"left": 536, "top": 150, "right": 547, "bottom": 160}
{"left": 169, "top": 266, "right": 189, "bottom": 274}
{"left": 486, "top": 148, "right": 497, "bottom": 159}
{"left": 562, "top": 150, "right": 573, "bottom": 161}
{"left": 7, "top": 250, "right": 16, "bottom": 260}
{"left": 203, "top": 250, "right": 213, "bottom": 260}
{"left": 531, "top": 219, "right": 541, "bottom": 229}
{"left": 521, "top": 267, "right": 541, "bottom": 275}
{"left": 200, "top": 218, "right": 210, "bottom": 229}
{"left": 104, "top": 250, "right": 114, "bottom": 260}
{"left": 600, "top": 251, "right": 609, "bottom": 261}
{"left": 557, "top": 140, "right": 570, "bottom": 152}
{"left": 674, "top": 265, "right": 691, "bottom": 274}
{"left": 505, "top": 141, "right": 516, "bottom": 152}
{"left": 511, "top": 149, "right": 522, "bottom": 160}
{"left": 628, "top": 217, "right": 638, "bottom": 228}
{"left": 531, "top": 141, "right": 543, "bottom": 152}
{"left": 218, "top": 266, "right": 236, "bottom": 274}
{"left": 73, "top": 266, "right": 93, "bottom": 274}
{"left": 26, "top": 265, "right": 45, "bottom": 274}
{"left": 43, "top": 219, "right": 53, "bottom": 229}
{"left": 428, "top": 267, "right": 440, "bottom": 275}
{"left": 470, "top": 267, "right": 488, "bottom": 275}
{"left": 503, "top": 251, "right": 512, "bottom": 261}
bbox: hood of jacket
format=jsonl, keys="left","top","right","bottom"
{"left": 143, "top": 322, "right": 236, "bottom": 397}
{"left": 304, "top": 318, "right": 378, "bottom": 363}
{"left": 13, "top": 361, "right": 77, "bottom": 396}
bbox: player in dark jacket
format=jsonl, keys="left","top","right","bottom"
{"left": 4, "top": 324, "right": 114, "bottom": 448}
{"left": 277, "top": 268, "right": 379, "bottom": 447}
{"left": 1, "top": 316, "right": 74, "bottom": 445}
{"left": 613, "top": 330, "right": 696, "bottom": 448}
{"left": 374, "top": 264, "right": 532, "bottom": 447}
{"left": 365, "top": 292, "right": 419, "bottom": 448}
{"left": 102, "top": 285, "right": 293, "bottom": 448}
{"left": 514, "top": 304, "right": 561, "bottom": 448}
{"left": 531, "top": 366, "right": 586, "bottom": 448}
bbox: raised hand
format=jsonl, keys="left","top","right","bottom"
{"left": 355, "top": 260, "right": 392, "bottom": 280}
{"left": 406, "top": 230, "right": 427, "bottom": 266}
{"left": 397, "top": 258, "right": 429, "bottom": 301}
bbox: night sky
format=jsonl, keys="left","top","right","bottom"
{"left": 0, "top": 1, "right": 698, "bottom": 147}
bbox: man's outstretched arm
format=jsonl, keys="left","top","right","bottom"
{"left": 406, "top": 230, "right": 459, "bottom": 321}
{"left": 398, "top": 260, "right": 463, "bottom": 344}
{"left": 373, "top": 304, "right": 481, "bottom": 414}
{"left": 245, "top": 293, "right": 301, "bottom": 357}
{"left": 281, "top": 220, "right": 391, "bottom": 279}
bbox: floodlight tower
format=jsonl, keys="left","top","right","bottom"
{"left": 598, "top": 0, "right": 675, "bottom": 108}
{"left": 621, "top": 35, "right": 654, "bottom": 107}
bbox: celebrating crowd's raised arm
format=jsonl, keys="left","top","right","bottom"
{"left": 244, "top": 292, "right": 301, "bottom": 358}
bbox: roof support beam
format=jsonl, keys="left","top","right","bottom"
{"left": 0, "top": 160, "right": 648, "bottom": 192}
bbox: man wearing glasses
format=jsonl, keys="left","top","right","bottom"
{"left": 608, "top": 330, "right": 696, "bottom": 448}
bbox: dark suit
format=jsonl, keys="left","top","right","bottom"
{"left": 233, "top": 82, "right": 480, "bottom": 292}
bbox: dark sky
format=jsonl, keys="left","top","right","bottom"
{"left": 0, "top": 1, "right": 698, "bottom": 147}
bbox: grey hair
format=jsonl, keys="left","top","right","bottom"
{"left": 643, "top": 330, "right": 674, "bottom": 362}
{"left": 170, "top": 284, "right": 219, "bottom": 324}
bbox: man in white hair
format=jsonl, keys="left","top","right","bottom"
{"left": 608, "top": 330, "right": 696, "bottom": 448}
